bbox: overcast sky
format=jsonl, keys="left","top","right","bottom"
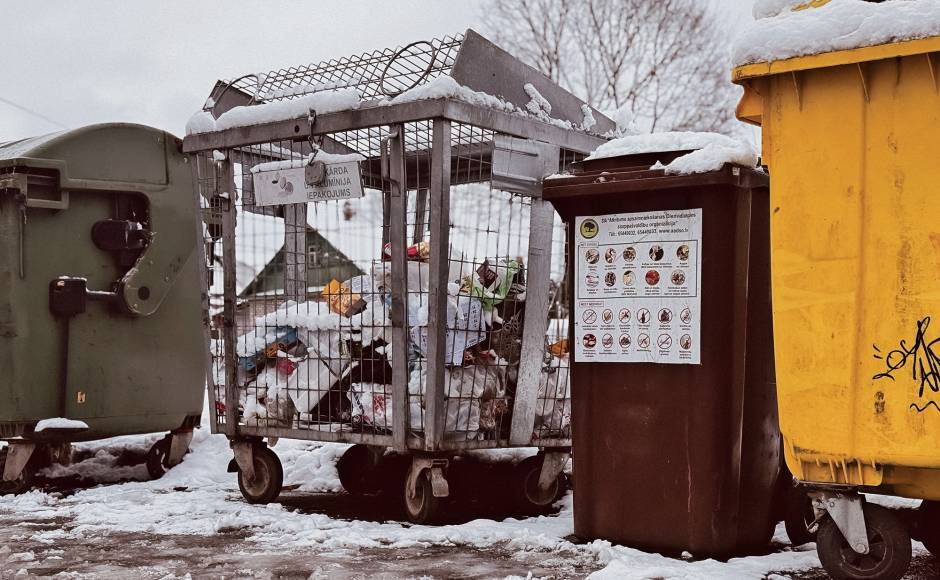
{"left": 0, "top": 0, "right": 755, "bottom": 142}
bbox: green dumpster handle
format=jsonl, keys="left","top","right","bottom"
{"left": 0, "top": 134, "right": 196, "bottom": 318}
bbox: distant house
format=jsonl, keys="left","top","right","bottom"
{"left": 239, "top": 225, "right": 362, "bottom": 298}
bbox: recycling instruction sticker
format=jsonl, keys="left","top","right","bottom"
{"left": 574, "top": 209, "right": 702, "bottom": 365}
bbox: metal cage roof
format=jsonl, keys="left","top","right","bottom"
{"left": 184, "top": 29, "right": 612, "bottom": 155}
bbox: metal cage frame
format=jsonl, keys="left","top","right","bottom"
{"left": 184, "top": 32, "right": 607, "bottom": 463}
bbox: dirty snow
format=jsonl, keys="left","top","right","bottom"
{"left": 735, "top": 0, "right": 940, "bottom": 66}
{"left": 586, "top": 132, "right": 758, "bottom": 175}
{"left": 186, "top": 88, "right": 361, "bottom": 135}
{"left": 0, "top": 397, "right": 837, "bottom": 580}
{"left": 33, "top": 418, "right": 89, "bottom": 432}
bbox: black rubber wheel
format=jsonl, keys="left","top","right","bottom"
{"left": 337, "top": 444, "right": 381, "bottom": 496}
{"left": 784, "top": 486, "right": 817, "bottom": 547}
{"left": 0, "top": 448, "right": 34, "bottom": 495}
{"left": 817, "top": 503, "right": 912, "bottom": 580}
{"left": 917, "top": 500, "right": 940, "bottom": 556}
{"left": 403, "top": 469, "right": 442, "bottom": 525}
{"left": 237, "top": 445, "right": 283, "bottom": 504}
{"left": 146, "top": 436, "right": 171, "bottom": 480}
{"left": 515, "top": 455, "right": 566, "bottom": 515}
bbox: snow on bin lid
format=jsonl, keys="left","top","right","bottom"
{"left": 735, "top": 0, "right": 940, "bottom": 67}
{"left": 186, "top": 29, "right": 614, "bottom": 137}
{"left": 584, "top": 132, "right": 758, "bottom": 176}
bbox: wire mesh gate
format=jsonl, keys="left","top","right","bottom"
{"left": 186, "top": 30, "right": 608, "bottom": 521}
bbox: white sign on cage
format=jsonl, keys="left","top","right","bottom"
{"left": 250, "top": 156, "right": 364, "bottom": 206}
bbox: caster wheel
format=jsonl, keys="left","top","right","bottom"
{"left": 916, "top": 500, "right": 940, "bottom": 556}
{"left": 146, "top": 436, "right": 172, "bottom": 480}
{"left": 817, "top": 503, "right": 911, "bottom": 580}
{"left": 0, "top": 448, "right": 34, "bottom": 495}
{"left": 784, "top": 486, "right": 817, "bottom": 547}
{"left": 514, "top": 455, "right": 566, "bottom": 515}
{"left": 337, "top": 444, "right": 381, "bottom": 496}
{"left": 404, "top": 469, "right": 443, "bottom": 525}
{"left": 237, "top": 445, "right": 283, "bottom": 504}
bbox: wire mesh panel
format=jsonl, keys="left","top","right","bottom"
{"left": 194, "top": 116, "right": 574, "bottom": 450}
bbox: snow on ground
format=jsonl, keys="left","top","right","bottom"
{"left": 0, "top": 399, "right": 832, "bottom": 579}
{"left": 586, "top": 132, "right": 758, "bottom": 175}
{"left": 735, "top": 0, "right": 940, "bottom": 67}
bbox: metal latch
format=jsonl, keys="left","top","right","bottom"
{"left": 49, "top": 277, "right": 119, "bottom": 318}
{"left": 305, "top": 159, "right": 327, "bottom": 186}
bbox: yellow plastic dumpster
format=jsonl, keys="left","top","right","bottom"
{"left": 734, "top": 11, "right": 940, "bottom": 580}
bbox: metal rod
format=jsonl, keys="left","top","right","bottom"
{"left": 388, "top": 125, "right": 409, "bottom": 452}
{"left": 284, "top": 203, "right": 308, "bottom": 302}
{"left": 424, "top": 120, "right": 451, "bottom": 451}
{"left": 220, "top": 159, "right": 239, "bottom": 437}
{"left": 412, "top": 188, "right": 429, "bottom": 244}
{"left": 182, "top": 99, "right": 606, "bottom": 155}
{"left": 509, "top": 197, "right": 557, "bottom": 445}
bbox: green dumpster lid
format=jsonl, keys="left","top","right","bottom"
{"left": 0, "top": 131, "right": 66, "bottom": 162}
{"left": 0, "top": 123, "right": 174, "bottom": 186}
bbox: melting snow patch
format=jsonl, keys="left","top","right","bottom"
{"left": 186, "top": 88, "right": 361, "bottom": 135}
{"left": 389, "top": 76, "right": 519, "bottom": 114}
{"left": 249, "top": 150, "right": 366, "bottom": 173}
{"left": 586, "top": 132, "right": 758, "bottom": 175}
{"left": 34, "top": 418, "right": 88, "bottom": 432}
{"left": 735, "top": 0, "right": 940, "bottom": 66}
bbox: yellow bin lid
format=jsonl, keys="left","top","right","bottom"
{"left": 731, "top": 0, "right": 940, "bottom": 125}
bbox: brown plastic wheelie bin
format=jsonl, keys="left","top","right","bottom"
{"left": 543, "top": 149, "right": 780, "bottom": 557}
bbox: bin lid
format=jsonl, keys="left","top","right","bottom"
{"left": 557, "top": 131, "right": 759, "bottom": 178}
{"left": 543, "top": 133, "right": 767, "bottom": 209}
{"left": 0, "top": 131, "right": 66, "bottom": 162}
{"left": 732, "top": 0, "right": 940, "bottom": 82}
{"left": 0, "top": 123, "right": 175, "bottom": 186}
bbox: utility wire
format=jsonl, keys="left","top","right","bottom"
{"left": 0, "top": 96, "right": 69, "bottom": 130}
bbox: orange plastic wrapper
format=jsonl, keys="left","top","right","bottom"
{"left": 548, "top": 339, "right": 569, "bottom": 358}
{"left": 323, "top": 279, "right": 367, "bottom": 318}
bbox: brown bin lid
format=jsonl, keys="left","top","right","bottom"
{"left": 544, "top": 151, "right": 768, "bottom": 206}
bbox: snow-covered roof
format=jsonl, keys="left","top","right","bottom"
{"left": 735, "top": 0, "right": 940, "bottom": 67}
{"left": 585, "top": 132, "right": 758, "bottom": 176}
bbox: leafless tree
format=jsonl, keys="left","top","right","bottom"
{"left": 482, "top": 0, "right": 741, "bottom": 134}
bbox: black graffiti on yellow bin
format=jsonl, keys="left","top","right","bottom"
{"left": 873, "top": 317, "right": 940, "bottom": 412}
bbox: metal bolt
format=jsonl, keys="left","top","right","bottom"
{"left": 855, "top": 542, "right": 868, "bottom": 553}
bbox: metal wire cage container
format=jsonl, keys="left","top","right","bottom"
{"left": 185, "top": 29, "right": 610, "bottom": 522}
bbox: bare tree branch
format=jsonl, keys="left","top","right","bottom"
{"left": 481, "top": 0, "right": 740, "bottom": 134}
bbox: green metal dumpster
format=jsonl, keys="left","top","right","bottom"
{"left": 0, "top": 123, "right": 206, "bottom": 493}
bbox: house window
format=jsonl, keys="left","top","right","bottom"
{"left": 308, "top": 245, "right": 320, "bottom": 268}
